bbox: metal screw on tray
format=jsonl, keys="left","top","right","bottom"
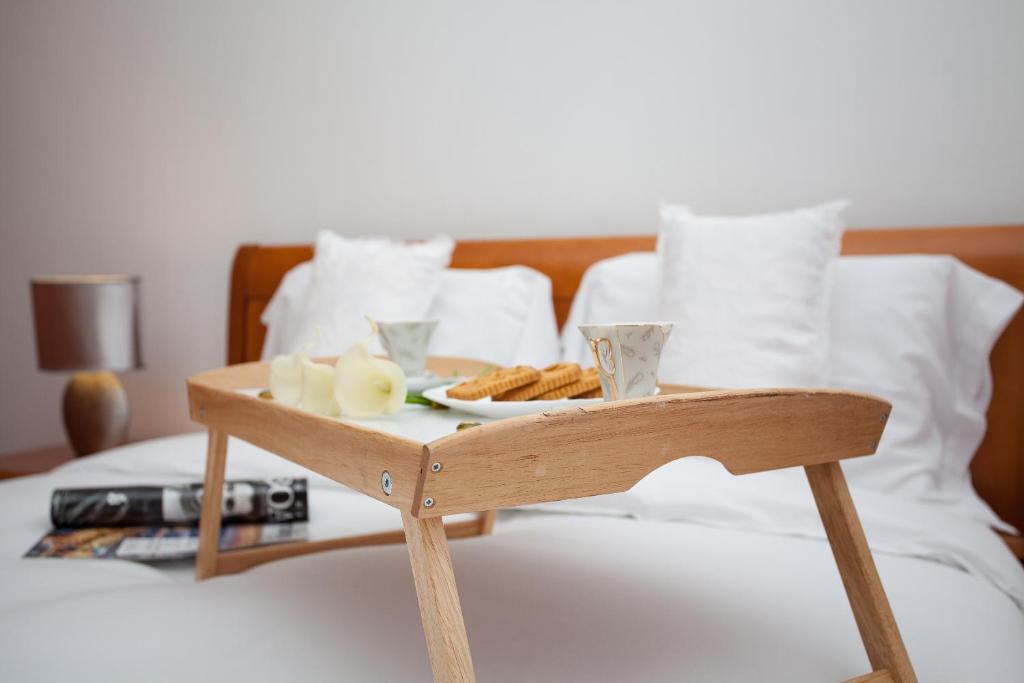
{"left": 381, "top": 470, "right": 393, "bottom": 495}
{"left": 423, "top": 497, "right": 434, "bottom": 508}
{"left": 431, "top": 462, "right": 443, "bottom": 473}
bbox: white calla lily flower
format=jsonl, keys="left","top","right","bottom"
{"left": 269, "top": 333, "right": 339, "bottom": 416}
{"left": 334, "top": 318, "right": 407, "bottom": 417}
{"left": 299, "top": 358, "right": 340, "bottom": 416}
{"left": 268, "top": 353, "right": 303, "bottom": 406}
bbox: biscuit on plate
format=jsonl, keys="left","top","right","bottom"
{"left": 496, "top": 363, "right": 582, "bottom": 401}
{"left": 445, "top": 366, "right": 542, "bottom": 401}
{"left": 535, "top": 367, "right": 601, "bottom": 400}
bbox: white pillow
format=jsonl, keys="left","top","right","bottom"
{"left": 656, "top": 201, "right": 847, "bottom": 387}
{"left": 828, "top": 255, "right": 1022, "bottom": 525}
{"left": 262, "top": 263, "right": 561, "bottom": 367}
{"left": 261, "top": 262, "right": 316, "bottom": 360}
{"left": 560, "top": 252, "right": 658, "bottom": 368}
{"left": 426, "top": 267, "right": 560, "bottom": 367}
{"left": 290, "top": 232, "right": 454, "bottom": 356}
{"left": 561, "top": 250, "right": 1023, "bottom": 527}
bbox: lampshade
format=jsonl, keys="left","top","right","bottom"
{"left": 31, "top": 275, "right": 143, "bottom": 372}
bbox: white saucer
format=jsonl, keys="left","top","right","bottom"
{"left": 406, "top": 374, "right": 453, "bottom": 393}
{"left": 422, "top": 383, "right": 603, "bottom": 419}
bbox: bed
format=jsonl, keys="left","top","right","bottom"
{"left": 1, "top": 225, "right": 1022, "bottom": 682}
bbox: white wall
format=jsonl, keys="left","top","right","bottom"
{"left": 1, "top": 0, "right": 1022, "bottom": 453}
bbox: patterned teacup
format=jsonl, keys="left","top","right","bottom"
{"left": 376, "top": 320, "right": 438, "bottom": 377}
{"left": 578, "top": 322, "right": 673, "bottom": 401}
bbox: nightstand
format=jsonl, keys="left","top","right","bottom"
{"left": 0, "top": 444, "right": 75, "bottom": 480}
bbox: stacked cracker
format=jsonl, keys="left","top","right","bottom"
{"left": 446, "top": 364, "right": 602, "bottom": 402}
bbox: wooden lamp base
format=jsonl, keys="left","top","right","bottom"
{"left": 62, "top": 371, "right": 129, "bottom": 456}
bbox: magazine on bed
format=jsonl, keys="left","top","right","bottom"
{"left": 25, "top": 478, "right": 309, "bottom": 561}
{"left": 25, "top": 522, "right": 308, "bottom": 561}
{"left": 49, "top": 478, "right": 308, "bottom": 528}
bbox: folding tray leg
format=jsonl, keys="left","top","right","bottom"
{"left": 805, "top": 462, "right": 917, "bottom": 683}
{"left": 195, "top": 428, "right": 228, "bottom": 581}
{"left": 476, "top": 510, "right": 497, "bottom": 535}
{"left": 402, "top": 511, "right": 476, "bottom": 683}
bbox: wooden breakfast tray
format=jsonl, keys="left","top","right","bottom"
{"left": 187, "top": 356, "right": 916, "bottom": 683}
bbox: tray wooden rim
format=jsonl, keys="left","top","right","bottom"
{"left": 187, "top": 356, "right": 890, "bottom": 518}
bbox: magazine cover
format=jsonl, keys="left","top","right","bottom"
{"left": 24, "top": 522, "right": 308, "bottom": 561}
{"left": 50, "top": 478, "right": 308, "bottom": 528}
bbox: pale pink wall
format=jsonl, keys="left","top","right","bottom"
{"left": 2, "top": 0, "right": 1022, "bottom": 452}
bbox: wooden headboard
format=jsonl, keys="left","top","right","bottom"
{"left": 227, "top": 225, "right": 1024, "bottom": 534}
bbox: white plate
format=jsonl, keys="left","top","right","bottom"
{"left": 423, "top": 383, "right": 603, "bottom": 418}
{"left": 406, "top": 374, "right": 452, "bottom": 393}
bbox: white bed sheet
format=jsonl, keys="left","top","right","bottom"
{"left": 0, "top": 434, "right": 1021, "bottom": 682}
{"left": 0, "top": 432, "right": 475, "bottom": 583}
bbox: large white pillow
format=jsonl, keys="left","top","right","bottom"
{"left": 561, "top": 250, "right": 1023, "bottom": 527}
{"left": 262, "top": 263, "right": 560, "bottom": 367}
{"left": 828, "top": 255, "right": 1022, "bottom": 524}
{"left": 290, "top": 232, "right": 454, "bottom": 356}
{"left": 656, "top": 201, "right": 847, "bottom": 387}
{"left": 560, "top": 252, "right": 659, "bottom": 368}
{"left": 261, "top": 262, "right": 317, "bottom": 360}
{"left": 425, "top": 267, "right": 560, "bottom": 367}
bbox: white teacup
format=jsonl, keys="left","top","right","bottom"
{"left": 578, "top": 322, "right": 673, "bottom": 401}
{"left": 376, "top": 320, "right": 438, "bottom": 377}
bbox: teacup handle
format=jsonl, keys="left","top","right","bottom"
{"left": 588, "top": 337, "right": 619, "bottom": 401}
